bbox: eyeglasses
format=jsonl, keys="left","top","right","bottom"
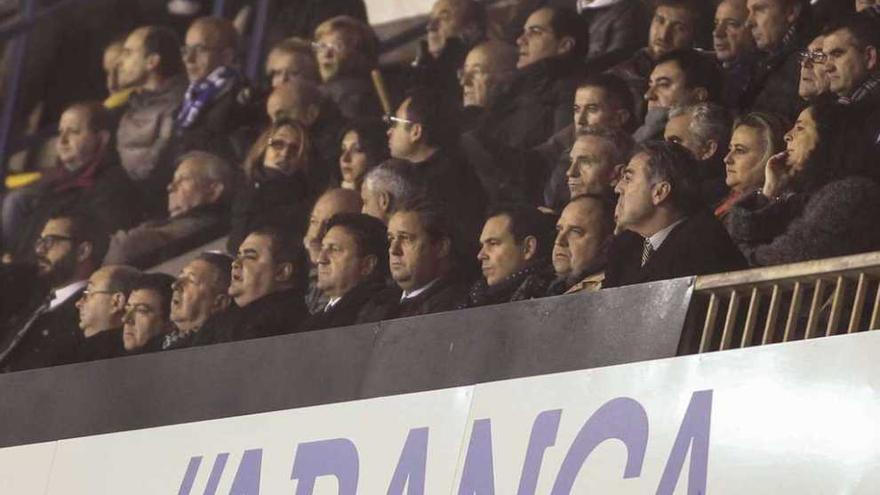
{"left": 34, "top": 235, "right": 73, "bottom": 251}
{"left": 268, "top": 137, "right": 300, "bottom": 153}
{"left": 81, "top": 288, "right": 115, "bottom": 300}
{"left": 311, "top": 40, "right": 344, "bottom": 55}
{"left": 180, "top": 44, "right": 219, "bottom": 58}
{"left": 383, "top": 114, "right": 415, "bottom": 128}
{"left": 798, "top": 50, "right": 827, "bottom": 66}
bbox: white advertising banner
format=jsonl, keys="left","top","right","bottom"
{"left": 365, "top": 0, "right": 434, "bottom": 26}
{"left": 2, "top": 332, "right": 880, "bottom": 494}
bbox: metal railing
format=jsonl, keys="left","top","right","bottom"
{"left": 692, "top": 251, "right": 880, "bottom": 353}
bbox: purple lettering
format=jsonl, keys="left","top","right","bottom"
{"left": 177, "top": 456, "right": 202, "bottom": 495}
{"left": 516, "top": 409, "right": 562, "bottom": 495}
{"left": 551, "top": 397, "right": 649, "bottom": 494}
{"left": 203, "top": 453, "right": 230, "bottom": 495}
{"left": 386, "top": 427, "right": 429, "bottom": 495}
{"left": 290, "top": 438, "right": 359, "bottom": 494}
{"left": 229, "top": 449, "right": 263, "bottom": 494}
{"left": 655, "top": 390, "right": 713, "bottom": 495}
{"left": 457, "top": 419, "right": 495, "bottom": 495}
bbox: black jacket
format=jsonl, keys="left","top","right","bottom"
{"left": 322, "top": 75, "right": 382, "bottom": 122}
{"left": 359, "top": 275, "right": 470, "bottom": 322}
{"left": 740, "top": 26, "right": 809, "bottom": 121}
{"left": 604, "top": 210, "right": 747, "bottom": 288}
{"left": 607, "top": 47, "right": 654, "bottom": 122}
{"left": 582, "top": 0, "right": 649, "bottom": 70}
{"left": 198, "top": 287, "right": 309, "bottom": 345}
{"left": 74, "top": 327, "right": 126, "bottom": 363}
{"left": 299, "top": 278, "right": 386, "bottom": 332}
{"left": 465, "top": 261, "right": 555, "bottom": 308}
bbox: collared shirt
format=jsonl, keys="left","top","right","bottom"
{"left": 49, "top": 280, "right": 87, "bottom": 310}
{"left": 400, "top": 279, "right": 439, "bottom": 303}
{"left": 577, "top": 0, "right": 622, "bottom": 12}
{"left": 646, "top": 218, "right": 687, "bottom": 252}
{"left": 324, "top": 297, "right": 341, "bottom": 312}
{"left": 564, "top": 272, "right": 606, "bottom": 295}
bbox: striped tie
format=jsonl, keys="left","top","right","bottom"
{"left": 641, "top": 239, "right": 653, "bottom": 267}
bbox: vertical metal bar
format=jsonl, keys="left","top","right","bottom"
{"left": 741, "top": 287, "right": 760, "bottom": 348}
{"left": 805, "top": 279, "right": 826, "bottom": 339}
{"left": 848, "top": 273, "right": 868, "bottom": 333}
{"left": 869, "top": 280, "right": 880, "bottom": 330}
{"left": 212, "top": 0, "right": 227, "bottom": 16}
{"left": 244, "top": 0, "right": 270, "bottom": 81}
{"left": 0, "top": 0, "right": 37, "bottom": 191}
{"left": 720, "top": 290, "right": 740, "bottom": 351}
{"left": 699, "top": 293, "right": 720, "bottom": 353}
{"left": 762, "top": 284, "right": 781, "bottom": 344}
{"left": 783, "top": 282, "right": 803, "bottom": 342}
{"left": 825, "top": 276, "right": 845, "bottom": 337}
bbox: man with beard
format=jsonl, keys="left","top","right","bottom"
{"left": 0, "top": 211, "right": 109, "bottom": 372}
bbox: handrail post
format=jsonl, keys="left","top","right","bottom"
{"left": 0, "top": 0, "right": 36, "bottom": 193}
{"left": 244, "top": 0, "right": 270, "bottom": 81}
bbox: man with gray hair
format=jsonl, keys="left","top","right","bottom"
{"left": 361, "top": 159, "right": 423, "bottom": 225}
{"left": 103, "top": 151, "right": 232, "bottom": 268}
{"left": 565, "top": 127, "right": 635, "bottom": 201}
{"left": 664, "top": 103, "right": 733, "bottom": 207}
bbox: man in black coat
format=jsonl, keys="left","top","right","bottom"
{"left": 72, "top": 264, "right": 141, "bottom": 363}
{"left": 201, "top": 226, "right": 309, "bottom": 344}
{"left": 299, "top": 213, "right": 389, "bottom": 332}
{"left": 0, "top": 211, "right": 110, "bottom": 372}
{"left": 168, "top": 253, "right": 233, "bottom": 349}
{"left": 360, "top": 200, "right": 469, "bottom": 322}
{"left": 604, "top": 141, "right": 746, "bottom": 288}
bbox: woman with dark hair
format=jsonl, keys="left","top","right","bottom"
{"left": 337, "top": 120, "right": 389, "bottom": 191}
{"left": 728, "top": 102, "right": 880, "bottom": 266}
{"left": 227, "top": 118, "right": 319, "bottom": 252}
{"left": 715, "top": 111, "right": 789, "bottom": 222}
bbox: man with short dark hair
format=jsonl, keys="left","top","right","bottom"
{"left": 169, "top": 252, "right": 233, "bottom": 348}
{"left": 822, "top": 14, "right": 880, "bottom": 108}
{"left": 361, "top": 160, "right": 422, "bottom": 224}
{"left": 548, "top": 195, "right": 614, "bottom": 295}
{"left": 466, "top": 203, "right": 556, "bottom": 307}
{"left": 360, "top": 199, "right": 469, "bottom": 321}
{"left": 0, "top": 212, "right": 110, "bottom": 372}
{"left": 74, "top": 264, "right": 141, "bottom": 362}
{"left": 665, "top": 103, "right": 733, "bottom": 207}
{"left": 103, "top": 151, "right": 232, "bottom": 268}
{"left": 123, "top": 272, "right": 176, "bottom": 353}
{"left": 299, "top": 213, "right": 388, "bottom": 331}
{"left": 604, "top": 141, "right": 746, "bottom": 288}
{"left": 741, "top": 0, "right": 811, "bottom": 119}
{"left": 204, "top": 227, "right": 309, "bottom": 343}
{"left": 115, "top": 25, "right": 188, "bottom": 217}
{"left": 714, "top": 0, "right": 758, "bottom": 108}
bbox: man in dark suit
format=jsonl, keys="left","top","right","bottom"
{"left": 0, "top": 211, "right": 110, "bottom": 372}
{"left": 73, "top": 264, "right": 141, "bottom": 363}
{"left": 299, "top": 213, "right": 388, "bottom": 331}
{"left": 360, "top": 199, "right": 469, "bottom": 322}
{"left": 604, "top": 141, "right": 746, "bottom": 288}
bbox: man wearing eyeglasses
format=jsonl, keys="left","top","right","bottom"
{"left": 797, "top": 35, "right": 831, "bottom": 102}
{"left": 73, "top": 265, "right": 141, "bottom": 363}
{"left": 0, "top": 212, "right": 110, "bottom": 372}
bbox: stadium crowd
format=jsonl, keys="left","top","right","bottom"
{"left": 0, "top": 0, "right": 879, "bottom": 372}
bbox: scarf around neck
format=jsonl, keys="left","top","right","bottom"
{"left": 175, "top": 65, "right": 238, "bottom": 129}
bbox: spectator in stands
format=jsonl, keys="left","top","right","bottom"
{"left": 426, "top": 0, "right": 487, "bottom": 60}
{"left": 460, "top": 41, "right": 518, "bottom": 110}
{"left": 312, "top": 16, "right": 382, "bottom": 121}
{"left": 260, "top": 0, "right": 368, "bottom": 51}
{"left": 636, "top": 49, "right": 723, "bottom": 143}
{"left": 2, "top": 102, "right": 142, "bottom": 262}
{"left": 483, "top": 7, "right": 587, "bottom": 150}
{"left": 228, "top": 118, "right": 316, "bottom": 253}
{"left": 168, "top": 253, "right": 232, "bottom": 348}
{"left": 609, "top": 0, "right": 705, "bottom": 122}
{"left": 728, "top": 102, "right": 880, "bottom": 266}
{"left": 387, "top": 87, "right": 487, "bottom": 253}
{"left": 466, "top": 203, "right": 556, "bottom": 307}
{"left": 361, "top": 199, "right": 469, "bottom": 321}
{"left": 856, "top": 0, "right": 879, "bottom": 12}
{"left": 0, "top": 212, "right": 110, "bottom": 372}
{"left": 203, "top": 227, "right": 309, "bottom": 343}
{"left": 360, "top": 160, "right": 422, "bottom": 224}
{"left": 303, "top": 189, "right": 363, "bottom": 313}
{"left": 103, "top": 38, "right": 134, "bottom": 111}
{"left": 74, "top": 265, "right": 141, "bottom": 362}
{"left": 104, "top": 151, "right": 232, "bottom": 268}
{"left": 548, "top": 194, "right": 615, "bottom": 295}
{"left": 299, "top": 213, "right": 388, "bottom": 331}
{"left": 798, "top": 35, "right": 832, "bottom": 102}
{"left": 264, "top": 80, "right": 347, "bottom": 179}
{"left": 740, "top": 0, "right": 811, "bottom": 120}
{"left": 265, "top": 37, "right": 321, "bottom": 87}
{"left": 566, "top": 127, "right": 634, "bottom": 201}
{"left": 115, "top": 25, "right": 188, "bottom": 218}
{"left": 716, "top": 111, "right": 789, "bottom": 223}
{"left": 338, "top": 121, "right": 389, "bottom": 191}
{"left": 122, "top": 273, "right": 176, "bottom": 353}
{"left": 173, "top": 16, "right": 258, "bottom": 164}
{"left": 665, "top": 103, "right": 734, "bottom": 208}
{"left": 578, "top": 0, "right": 650, "bottom": 70}
{"left": 604, "top": 141, "right": 746, "bottom": 288}
{"left": 714, "top": 0, "right": 758, "bottom": 109}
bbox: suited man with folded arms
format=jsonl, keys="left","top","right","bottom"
{"left": 604, "top": 141, "right": 746, "bottom": 288}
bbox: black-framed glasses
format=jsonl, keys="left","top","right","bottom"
{"left": 383, "top": 114, "right": 415, "bottom": 128}
{"left": 34, "top": 235, "right": 73, "bottom": 251}
{"left": 798, "top": 50, "right": 827, "bottom": 66}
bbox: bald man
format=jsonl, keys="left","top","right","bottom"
{"left": 460, "top": 40, "right": 517, "bottom": 109}
{"left": 303, "top": 188, "right": 363, "bottom": 313}
{"left": 74, "top": 265, "right": 142, "bottom": 362}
